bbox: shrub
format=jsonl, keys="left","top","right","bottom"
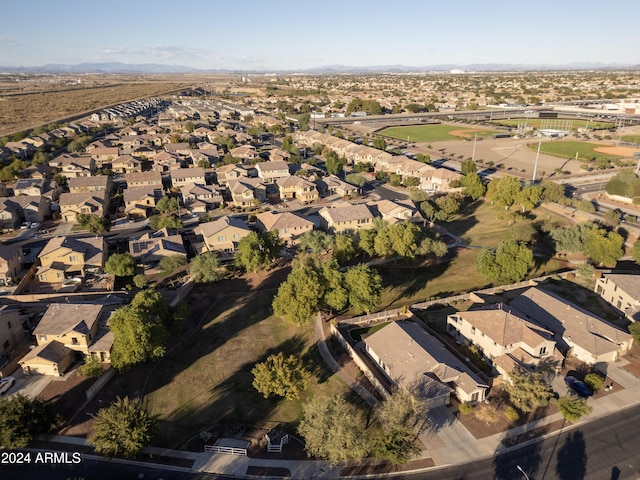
{"left": 474, "top": 405, "right": 499, "bottom": 425}
{"left": 79, "top": 357, "right": 104, "bottom": 377}
{"left": 504, "top": 406, "right": 520, "bottom": 422}
{"left": 458, "top": 402, "right": 474, "bottom": 415}
{"left": 132, "top": 274, "right": 148, "bottom": 288}
{"left": 584, "top": 373, "right": 604, "bottom": 392}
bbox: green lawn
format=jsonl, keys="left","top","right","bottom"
{"left": 492, "top": 119, "right": 614, "bottom": 130}
{"left": 533, "top": 141, "right": 622, "bottom": 162}
{"left": 622, "top": 135, "right": 640, "bottom": 145}
{"left": 144, "top": 288, "right": 356, "bottom": 448}
{"left": 380, "top": 124, "right": 500, "bottom": 143}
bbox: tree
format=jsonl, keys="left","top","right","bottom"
{"left": 156, "top": 196, "right": 181, "bottom": 215}
{"left": 402, "top": 176, "right": 420, "bottom": 188}
{"left": 373, "top": 138, "right": 387, "bottom": 150}
{"left": 133, "top": 274, "right": 148, "bottom": 288}
{"left": 602, "top": 208, "right": 622, "bottom": 227}
{"left": 328, "top": 233, "right": 354, "bottom": 264}
{"left": 583, "top": 227, "right": 624, "bottom": 266}
{"left": 79, "top": 356, "right": 104, "bottom": 377}
{"left": 632, "top": 241, "right": 640, "bottom": 265}
{"left": 189, "top": 252, "right": 222, "bottom": 283}
{"left": 159, "top": 255, "right": 187, "bottom": 273}
{"left": 503, "top": 370, "right": 551, "bottom": 413}
{"left": 515, "top": 185, "right": 543, "bottom": 212}
{"left": 358, "top": 229, "right": 377, "bottom": 256}
{"left": 461, "top": 172, "right": 486, "bottom": 200}
{"left": 434, "top": 193, "right": 464, "bottom": 220}
{"left": 461, "top": 158, "right": 477, "bottom": 176}
{"left": 320, "top": 259, "right": 348, "bottom": 312}
{"left": 89, "top": 397, "right": 156, "bottom": 458}
{"left": 0, "top": 395, "right": 60, "bottom": 448}
{"left": 476, "top": 240, "right": 534, "bottom": 284}
{"left": 109, "top": 289, "right": 170, "bottom": 370}
{"left": 510, "top": 222, "right": 537, "bottom": 243}
{"left": 235, "top": 231, "right": 282, "bottom": 272}
{"left": 298, "top": 396, "right": 368, "bottom": 465}
{"left": 487, "top": 175, "right": 522, "bottom": 209}
{"left": 149, "top": 214, "right": 183, "bottom": 231}
{"left": 53, "top": 173, "right": 68, "bottom": 189}
{"left": 345, "top": 173, "right": 366, "bottom": 188}
{"left": 389, "top": 173, "right": 402, "bottom": 187}
{"left": 297, "top": 230, "right": 334, "bottom": 255}
{"left": 344, "top": 264, "right": 382, "bottom": 314}
{"left": 77, "top": 213, "right": 111, "bottom": 234}
{"left": 549, "top": 222, "right": 596, "bottom": 253}
{"left": 104, "top": 252, "right": 135, "bottom": 277}
{"left": 417, "top": 153, "right": 431, "bottom": 164}
{"left": 272, "top": 264, "right": 323, "bottom": 324}
{"left": 558, "top": 395, "right": 592, "bottom": 422}
{"left": 540, "top": 180, "right": 568, "bottom": 205}
{"left": 629, "top": 322, "right": 640, "bottom": 344}
{"left": 251, "top": 352, "right": 311, "bottom": 400}
{"left": 325, "top": 151, "right": 342, "bottom": 176}
{"left": 584, "top": 373, "right": 604, "bottom": 392}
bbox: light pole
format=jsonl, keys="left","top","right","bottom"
{"left": 516, "top": 465, "right": 531, "bottom": 480}
{"left": 472, "top": 132, "right": 478, "bottom": 163}
{"left": 532, "top": 135, "right": 542, "bottom": 184}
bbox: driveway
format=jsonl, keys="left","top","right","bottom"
{"left": 5, "top": 368, "right": 52, "bottom": 399}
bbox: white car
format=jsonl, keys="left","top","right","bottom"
{"left": 20, "top": 222, "right": 31, "bottom": 230}
{"left": 0, "top": 376, "right": 15, "bottom": 395}
{"left": 30, "top": 222, "right": 40, "bottom": 230}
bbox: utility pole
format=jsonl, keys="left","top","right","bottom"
{"left": 472, "top": 132, "right": 478, "bottom": 162}
{"left": 532, "top": 135, "right": 542, "bottom": 184}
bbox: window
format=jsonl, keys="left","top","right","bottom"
{"left": 71, "top": 337, "right": 79, "bottom": 345}
{"left": 39, "top": 335, "right": 46, "bottom": 342}
{"left": 233, "top": 233, "right": 239, "bottom": 239}
{"left": 7, "top": 321, "right": 11, "bottom": 329}
{"left": 69, "top": 255, "right": 78, "bottom": 262}
{"left": 539, "top": 346, "right": 547, "bottom": 356}
{"left": 471, "top": 326, "right": 476, "bottom": 335}
{"left": 217, "top": 235, "right": 226, "bottom": 242}
{"left": 471, "top": 392, "right": 479, "bottom": 402}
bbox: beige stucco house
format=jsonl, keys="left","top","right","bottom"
{"left": 194, "top": 215, "right": 251, "bottom": 254}
{"left": 37, "top": 236, "right": 106, "bottom": 284}
{"left": 318, "top": 204, "right": 375, "bottom": 233}
{"left": 255, "top": 211, "right": 314, "bottom": 245}
{"left": 595, "top": 274, "right": 640, "bottom": 321}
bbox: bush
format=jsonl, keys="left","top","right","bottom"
{"left": 458, "top": 402, "right": 474, "bottom": 415}
{"left": 584, "top": 373, "right": 604, "bottom": 392}
{"left": 79, "top": 357, "right": 104, "bottom": 377}
{"left": 133, "top": 274, "right": 148, "bottom": 288}
{"left": 504, "top": 406, "right": 520, "bottom": 422}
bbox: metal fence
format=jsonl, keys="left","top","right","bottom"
{"left": 204, "top": 445, "right": 247, "bottom": 456}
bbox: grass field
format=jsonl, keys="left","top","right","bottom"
{"left": 491, "top": 119, "right": 614, "bottom": 131}
{"left": 144, "top": 287, "right": 355, "bottom": 448}
{"left": 380, "top": 124, "right": 500, "bottom": 143}
{"left": 622, "top": 135, "right": 640, "bottom": 145}
{"left": 534, "top": 141, "right": 623, "bottom": 162}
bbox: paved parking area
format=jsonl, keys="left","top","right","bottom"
{"left": 4, "top": 368, "right": 52, "bottom": 399}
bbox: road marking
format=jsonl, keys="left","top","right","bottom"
{"left": 494, "top": 146, "right": 517, "bottom": 150}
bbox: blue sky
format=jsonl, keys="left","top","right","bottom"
{"left": 1, "top": 0, "right": 639, "bottom": 70}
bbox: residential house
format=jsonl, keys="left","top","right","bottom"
{"left": 256, "top": 211, "right": 314, "bottom": 245}
{"left": 170, "top": 167, "right": 207, "bottom": 188}
{"left": 194, "top": 216, "right": 251, "bottom": 254}
{"left": 13, "top": 178, "right": 46, "bottom": 197}
{"left": 395, "top": 158, "right": 434, "bottom": 178}
{"left": 509, "top": 287, "right": 633, "bottom": 364}
{"left": 446, "top": 304, "right": 558, "bottom": 378}
{"left": 57, "top": 156, "right": 96, "bottom": 178}
{"left": 595, "top": 274, "right": 640, "bottom": 321}
{"left": 268, "top": 148, "right": 290, "bottom": 163}
{"left": 230, "top": 145, "right": 260, "bottom": 162}
{"left": 19, "top": 303, "right": 111, "bottom": 376}
{"left": 37, "top": 236, "right": 106, "bottom": 283}
{"left": 418, "top": 168, "right": 462, "bottom": 192}
{"left": 227, "top": 178, "right": 267, "bottom": 207}
{"left": 125, "top": 171, "right": 163, "bottom": 189}
{"left": 68, "top": 176, "right": 113, "bottom": 194}
{"left": 0, "top": 245, "right": 24, "bottom": 286}
{"left": 111, "top": 154, "right": 143, "bottom": 174}
{"left": 0, "top": 306, "right": 28, "bottom": 364}
{"left": 318, "top": 204, "right": 375, "bottom": 233}
{"left": 367, "top": 199, "right": 423, "bottom": 224}
{"left": 256, "top": 161, "right": 291, "bottom": 182}
{"left": 151, "top": 151, "right": 182, "bottom": 172}
{"left": 123, "top": 186, "right": 162, "bottom": 218}
{"left": 315, "top": 175, "right": 359, "bottom": 197}
{"left": 180, "top": 183, "right": 223, "bottom": 213}
{"left": 129, "top": 228, "right": 186, "bottom": 266}
{"left": 215, "top": 163, "right": 249, "bottom": 186}
{"left": 90, "top": 147, "right": 120, "bottom": 167}
{"left": 276, "top": 176, "right": 318, "bottom": 204}
{"left": 0, "top": 199, "right": 21, "bottom": 230}
{"left": 164, "top": 143, "right": 192, "bottom": 157}
{"left": 8, "top": 196, "right": 50, "bottom": 224}
{"left": 364, "top": 320, "right": 488, "bottom": 406}
{"left": 19, "top": 164, "right": 54, "bottom": 180}
{"left": 59, "top": 191, "right": 107, "bottom": 223}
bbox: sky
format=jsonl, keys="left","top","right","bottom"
{"left": 1, "top": 0, "right": 639, "bottom": 70}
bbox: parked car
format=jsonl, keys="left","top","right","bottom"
{"left": 20, "top": 222, "right": 31, "bottom": 230}
{"left": 565, "top": 376, "right": 592, "bottom": 397}
{"left": 30, "top": 222, "right": 40, "bottom": 230}
{"left": 0, "top": 376, "right": 15, "bottom": 395}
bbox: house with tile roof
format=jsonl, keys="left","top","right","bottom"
{"left": 595, "top": 273, "right": 640, "bottom": 321}
{"left": 123, "top": 186, "right": 162, "bottom": 218}
{"left": 509, "top": 287, "right": 633, "bottom": 364}
{"left": 318, "top": 204, "right": 375, "bottom": 233}
{"left": 180, "top": 183, "right": 223, "bottom": 213}
{"left": 59, "top": 191, "right": 107, "bottom": 223}
{"left": 194, "top": 215, "right": 251, "bottom": 254}
{"left": 37, "top": 236, "right": 106, "bottom": 283}
{"left": 255, "top": 211, "right": 314, "bottom": 245}
{"left": 170, "top": 167, "right": 207, "bottom": 188}
{"left": 275, "top": 176, "right": 318, "bottom": 204}
{"left": 129, "top": 228, "right": 186, "bottom": 266}
{"left": 364, "top": 319, "right": 488, "bottom": 406}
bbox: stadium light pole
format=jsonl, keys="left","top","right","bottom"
{"left": 472, "top": 132, "right": 478, "bottom": 162}
{"left": 532, "top": 135, "right": 542, "bottom": 184}
{"left": 516, "top": 465, "right": 531, "bottom": 480}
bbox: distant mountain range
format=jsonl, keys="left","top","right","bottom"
{"left": 0, "top": 61, "right": 638, "bottom": 74}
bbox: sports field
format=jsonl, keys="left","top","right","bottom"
{"left": 534, "top": 141, "right": 630, "bottom": 162}
{"left": 492, "top": 119, "right": 613, "bottom": 131}
{"left": 380, "top": 124, "right": 500, "bottom": 142}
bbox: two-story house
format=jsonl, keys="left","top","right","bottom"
{"left": 68, "top": 176, "right": 113, "bottom": 194}
{"left": 194, "top": 216, "right": 251, "bottom": 254}
{"left": 170, "top": 167, "right": 207, "bottom": 188}
{"left": 59, "top": 191, "right": 107, "bottom": 223}
{"left": 123, "top": 186, "right": 162, "bottom": 219}
{"left": 125, "top": 171, "right": 163, "bottom": 189}
{"left": 276, "top": 176, "right": 318, "bottom": 204}
{"left": 37, "top": 236, "right": 106, "bottom": 283}
{"left": 180, "top": 183, "right": 223, "bottom": 213}
{"left": 111, "top": 154, "right": 144, "bottom": 174}
{"left": 256, "top": 211, "right": 314, "bottom": 246}
{"left": 0, "top": 305, "right": 28, "bottom": 367}
{"left": 256, "top": 161, "right": 291, "bottom": 183}
{"left": 595, "top": 274, "right": 640, "bottom": 321}
{"left": 318, "top": 204, "right": 375, "bottom": 234}
{"left": 0, "top": 245, "right": 24, "bottom": 286}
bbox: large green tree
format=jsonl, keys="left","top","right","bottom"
{"left": 320, "top": 259, "right": 348, "bottom": 312}
{"left": 235, "top": 231, "right": 282, "bottom": 272}
{"left": 461, "top": 172, "right": 486, "bottom": 200}
{"left": 344, "top": 264, "right": 382, "bottom": 314}
{"left": 155, "top": 196, "right": 181, "bottom": 214}
{"left": 104, "top": 252, "right": 135, "bottom": 277}
{"left": 476, "top": 240, "right": 534, "bottom": 284}
{"left": 487, "top": 175, "right": 522, "bottom": 209}
{"left": 109, "top": 289, "right": 170, "bottom": 370}
{"left": 583, "top": 227, "right": 624, "bottom": 266}
{"left": 298, "top": 396, "right": 369, "bottom": 465}
{"left": 89, "top": 397, "right": 156, "bottom": 458}
{"left": 503, "top": 370, "right": 550, "bottom": 413}
{"left": 0, "top": 395, "right": 60, "bottom": 448}
{"left": 189, "top": 252, "right": 222, "bottom": 283}
{"left": 558, "top": 395, "right": 592, "bottom": 422}
{"left": 272, "top": 264, "right": 323, "bottom": 324}
{"left": 251, "top": 352, "right": 311, "bottom": 400}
